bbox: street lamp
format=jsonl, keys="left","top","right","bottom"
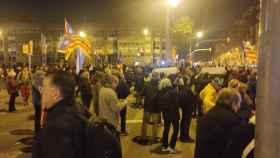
{"left": 0, "top": 30, "right": 2, "bottom": 36}
{"left": 165, "top": 0, "right": 181, "bottom": 64}
{"left": 79, "top": 31, "right": 87, "bottom": 38}
{"left": 167, "top": 0, "right": 181, "bottom": 8}
{"left": 143, "top": 28, "right": 149, "bottom": 36}
{"left": 196, "top": 31, "right": 204, "bottom": 39}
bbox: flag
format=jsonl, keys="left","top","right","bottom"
{"left": 65, "top": 18, "right": 74, "bottom": 35}
{"left": 22, "top": 44, "right": 29, "bottom": 54}
{"left": 76, "top": 48, "right": 85, "bottom": 74}
{"left": 41, "top": 33, "right": 47, "bottom": 54}
{"left": 29, "top": 40, "right": 33, "bottom": 55}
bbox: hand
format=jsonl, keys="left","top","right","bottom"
{"left": 126, "top": 95, "right": 136, "bottom": 105}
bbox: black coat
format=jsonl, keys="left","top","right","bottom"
{"left": 32, "top": 99, "right": 87, "bottom": 158}
{"left": 142, "top": 79, "right": 160, "bottom": 113}
{"left": 158, "top": 87, "right": 180, "bottom": 121}
{"left": 177, "top": 86, "right": 195, "bottom": 114}
{"left": 116, "top": 79, "right": 130, "bottom": 99}
{"left": 194, "top": 104, "right": 241, "bottom": 158}
{"left": 78, "top": 78, "right": 93, "bottom": 99}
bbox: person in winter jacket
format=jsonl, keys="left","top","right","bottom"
{"left": 158, "top": 78, "right": 180, "bottom": 153}
{"left": 176, "top": 77, "right": 195, "bottom": 143}
{"left": 31, "top": 69, "right": 45, "bottom": 135}
{"left": 17, "top": 67, "right": 31, "bottom": 105}
{"left": 114, "top": 71, "right": 130, "bottom": 135}
{"left": 32, "top": 71, "right": 87, "bottom": 158}
{"left": 199, "top": 77, "right": 223, "bottom": 112}
{"left": 139, "top": 71, "right": 161, "bottom": 144}
{"left": 78, "top": 71, "right": 93, "bottom": 108}
{"left": 195, "top": 88, "right": 242, "bottom": 158}
{"left": 6, "top": 72, "right": 18, "bottom": 112}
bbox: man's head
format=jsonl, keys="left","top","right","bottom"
{"left": 211, "top": 77, "right": 223, "bottom": 90}
{"left": 42, "top": 71, "right": 75, "bottom": 109}
{"left": 216, "top": 88, "right": 241, "bottom": 113}
{"left": 101, "top": 74, "right": 119, "bottom": 90}
{"left": 228, "top": 79, "right": 240, "bottom": 90}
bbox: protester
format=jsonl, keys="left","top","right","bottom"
{"left": 31, "top": 69, "right": 45, "bottom": 135}
{"left": 158, "top": 78, "right": 179, "bottom": 153}
{"left": 177, "top": 77, "right": 195, "bottom": 143}
{"left": 17, "top": 67, "right": 31, "bottom": 105}
{"left": 199, "top": 77, "right": 223, "bottom": 112}
{"left": 99, "top": 74, "right": 135, "bottom": 130}
{"left": 32, "top": 71, "right": 87, "bottom": 158}
{"left": 193, "top": 72, "right": 210, "bottom": 116}
{"left": 6, "top": 72, "right": 18, "bottom": 112}
{"left": 138, "top": 71, "right": 161, "bottom": 144}
{"left": 78, "top": 71, "right": 93, "bottom": 108}
{"left": 114, "top": 71, "right": 130, "bottom": 136}
{"left": 194, "top": 88, "right": 242, "bottom": 158}
{"left": 90, "top": 71, "right": 104, "bottom": 116}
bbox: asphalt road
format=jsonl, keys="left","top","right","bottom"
{"left": 0, "top": 90, "right": 196, "bottom": 158}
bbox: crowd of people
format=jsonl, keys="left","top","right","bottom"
{"left": 0, "top": 63, "right": 257, "bottom": 158}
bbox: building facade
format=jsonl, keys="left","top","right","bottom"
{"left": 0, "top": 23, "right": 163, "bottom": 66}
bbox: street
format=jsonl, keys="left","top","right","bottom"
{"left": 0, "top": 90, "right": 196, "bottom": 158}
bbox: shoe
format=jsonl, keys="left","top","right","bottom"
{"left": 161, "top": 146, "right": 168, "bottom": 152}
{"left": 167, "top": 147, "right": 176, "bottom": 154}
{"left": 180, "top": 137, "right": 194, "bottom": 143}
{"left": 120, "top": 132, "right": 128, "bottom": 136}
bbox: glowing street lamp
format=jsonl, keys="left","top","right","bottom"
{"left": 196, "top": 31, "right": 204, "bottom": 39}
{"left": 79, "top": 31, "right": 87, "bottom": 38}
{"left": 0, "top": 30, "right": 3, "bottom": 36}
{"left": 167, "top": 0, "right": 181, "bottom": 8}
{"left": 143, "top": 28, "right": 149, "bottom": 36}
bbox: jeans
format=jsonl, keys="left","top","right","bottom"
{"left": 82, "top": 94, "right": 92, "bottom": 109}
{"left": 9, "top": 92, "right": 17, "bottom": 112}
{"left": 120, "top": 107, "right": 127, "bottom": 133}
{"left": 180, "top": 109, "right": 192, "bottom": 139}
{"left": 34, "top": 104, "right": 42, "bottom": 135}
{"left": 162, "top": 117, "right": 179, "bottom": 149}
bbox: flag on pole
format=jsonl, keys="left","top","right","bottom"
{"left": 41, "top": 33, "right": 47, "bottom": 54}
{"left": 76, "top": 48, "right": 85, "bottom": 74}
{"left": 65, "top": 18, "right": 74, "bottom": 35}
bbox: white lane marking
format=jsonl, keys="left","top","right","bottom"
{"left": 126, "top": 120, "right": 143, "bottom": 124}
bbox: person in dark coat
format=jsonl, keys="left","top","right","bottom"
{"left": 194, "top": 88, "right": 242, "bottom": 158}
{"left": 78, "top": 71, "right": 93, "bottom": 108}
{"left": 32, "top": 72, "right": 87, "bottom": 158}
{"left": 6, "top": 72, "right": 18, "bottom": 112}
{"left": 176, "top": 77, "right": 195, "bottom": 143}
{"left": 158, "top": 78, "right": 180, "bottom": 153}
{"left": 138, "top": 71, "right": 161, "bottom": 144}
{"left": 31, "top": 69, "right": 45, "bottom": 135}
{"left": 114, "top": 71, "right": 130, "bottom": 135}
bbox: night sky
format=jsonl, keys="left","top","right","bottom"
{"left": 0, "top": 0, "right": 252, "bottom": 32}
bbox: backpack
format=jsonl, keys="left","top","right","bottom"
{"left": 74, "top": 113, "right": 122, "bottom": 158}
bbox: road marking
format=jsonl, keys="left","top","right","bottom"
{"left": 127, "top": 120, "right": 143, "bottom": 124}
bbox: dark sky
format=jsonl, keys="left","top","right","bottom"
{"left": 0, "top": 0, "right": 252, "bottom": 32}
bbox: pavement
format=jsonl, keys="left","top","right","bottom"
{"left": 0, "top": 90, "right": 196, "bottom": 158}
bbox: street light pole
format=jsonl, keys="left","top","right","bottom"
{"left": 256, "top": 0, "right": 280, "bottom": 158}
{"left": 165, "top": 6, "right": 171, "bottom": 62}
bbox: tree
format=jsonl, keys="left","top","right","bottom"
{"left": 171, "top": 17, "right": 194, "bottom": 55}
{"left": 171, "top": 17, "right": 194, "bottom": 35}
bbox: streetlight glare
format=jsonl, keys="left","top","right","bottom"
{"left": 0, "top": 30, "right": 2, "bottom": 36}
{"left": 196, "top": 31, "right": 204, "bottom": 39}
{"left": 167, "top": 0, "right": 181, "bottom": 8}
{"left": 143, "top": 28, "right": 149, "bottom": 36}
{"left": 79, "top": 31, "right": 87, "bottom": 38}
